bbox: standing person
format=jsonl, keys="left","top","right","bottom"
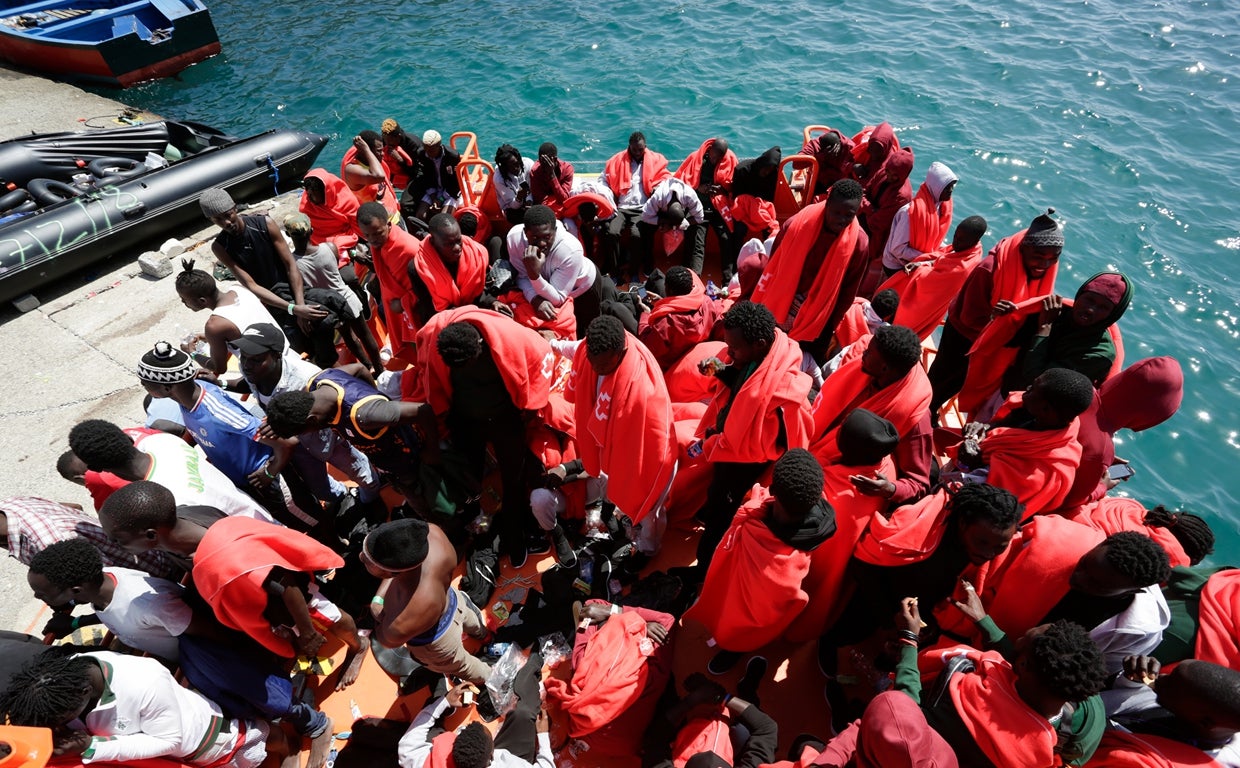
{"left": 877, "top": 214, "right": 988, "bottom": 341}
{"left": 685, "top": 448, "right": 836, "bottom": 674}
{"left": 492, "top": 143, "right": 534, "bottom": 225}
{"left": 567, "top": 316, "right": 677, "bottom": 556}
{"left": 926, "top": 208, "right": 1063, "bottom": 422}
{"left": 674, "top": 137, "right": 738, "bottom": 278}
{"left": 529, "top": 141, "right": 574, "bottom": 214}
{"left": 283, "top": 213, "right": 385, "bottom": 376}
{"left": 751, "top": 179, "right": 869, "bottom": 362}
{"left": 600, "top": 131, "right": 671, "bottom": 281}
{"left": 363, "top": 519, "right": 492, "bottom": 686}
{"left": 508, "top": 204, "right": 615, "bottom": 336}
{"left": 881, "top": 161, "right": 957, "bottom": 274}
{"left": 406, "top": 213, "right": 498, "bottom": 326}
{"left": 136, "top": 342, "right": 314, "bottom": 531}
{"left": 688, "top": 301, "right": 814, "bottom": 578}
{"left": 404, "top": 130, "right": 462, "bottom": 223}
{"left": 357, "top": 200, "right": 420, "bottom": 358}
{"left": 638, "top": 176, "right": 707, "bottom": 275}
{"left": 198, "top": 187, "right": 329, "bottom": 355}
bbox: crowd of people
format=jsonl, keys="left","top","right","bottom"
{"left": 0, "top": 117, "right": 1234, "bottom": 768}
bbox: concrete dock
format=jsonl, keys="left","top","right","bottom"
{"left": 0, "top": 67, "right": 301, "bottom": 634}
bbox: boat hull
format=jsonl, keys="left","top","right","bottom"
{"left": 0, "top": 122, "right": 328, "bottom": 305}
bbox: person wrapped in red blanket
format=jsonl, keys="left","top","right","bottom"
{"left": 876, "top": 215, "right": 987, "bottom": 341}
{"left": 639, "top": 266, "right": 723, "bottom": 370}
{"left": 299, "top": 168, "right": 363, "bottom": 256}
{"left": 684, "top": 301, "right": 813, "bottom": 580}
{"left": 685, "top": 449, "right": 835, "bottom": 673}
{"left": 546, "top": 601, "right": 674, "bottom": 758}
{"left": 751, "top": 179, "right": 869, "bottom": 360}
{"left": 1066, "top": 497, "right": 1215, "bottom": 569}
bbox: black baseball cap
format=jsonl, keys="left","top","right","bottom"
{"left": 233, "top": 323, "right": 285, "bottom": 356}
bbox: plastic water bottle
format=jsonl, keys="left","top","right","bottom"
{"left": 705, "top": 279, "right": 720, "bottom": 299}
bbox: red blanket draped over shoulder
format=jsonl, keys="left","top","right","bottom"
{"left": 907, "top": 182, "right": 953, "bottom": 252}
{"left": 412, "top": 234, "right": 487, "bottom": 313}
{"left": 640, "top": 272, "right": 722, "bottom": 369}
{"left": 498, "top": 291, "right": 577, "bottom": 340}
{"left": 1089, "top": 730, "right": 1223, "bottom": 767}
{"left": 1065, "top": 497, "right": 1191, "bottom": 568}
{"left": 423, "top": 731, "right": 457, "bottom": 768}
{"left": 1195, "top": 569, "right": 1240, "bottom": 670}
{"left": 979, "top": 394, "right": 1083, "bottom": 518}
{"left": 854, "top": 487, "right": 951, "bottom": 566}
{"left": 751, "top": 201, "right": 862, "bottom": 342}
{"left": 192, "top": 516, "right": 344, "bottom": 657}
{"left": 878, "top": 242, "right": 985, "bottom": 340}
{"left": 683, "top": 487, "right": 813, "bottom": 651}
{"left": 934, "top": 515, "right": 1104, "bottom": 645}
{"left": 675, "top": 139, "right": 738, "bottom": 216}
{"left": 373, "top": 223, "right": 419, "bottom": 349}
{"left": 567, "top": 332, "right": 675, "bottom": 524}
{"left": 833, "top": 298, "right": 872, "bottom": 348}
{"left": 453, "top": 204, "right": 492, "bottom": 245}
{"left": 665, "top": 340, "right": 727, "bottom": 405}
{"left": 948, "top": 648, "right": 1058, "bottom": 768}
{"left": 604, "top": 149, "right": 670, "bottom": 198}
{"left": 808, "top": 352, "right": 931, "bottom": 467}
{"left": 697, "top": 330, "right": 813, "bottom": 464}
{"left": 340, "top": 146, "right": 399, "bottom": 215}
{"left": 786, "top": 458, "right": 895, "bottom": 641}
{"left": 298, "top": 169, "right": 362, "bottom": 252}
{"left": 413, "top": 307, "right": 561, "bottom": 431}
{"left": 672, "top": 713, "right": 734, "bottom": 768}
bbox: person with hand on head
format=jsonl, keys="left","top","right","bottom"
{"left": 343, "top": 131, "right": 399, "bottom": 216}
{"left": 529, "top": 141, "right": 575, "bottom": 213}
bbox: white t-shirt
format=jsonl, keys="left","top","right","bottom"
{"left": 97, "top": 567, "right": 193, "bottom": 662}
{"left": 210, "top": 283, "right": 289, "bottom": 355}
{"left": 135, "top": 431, "right": 276, "bottom": 523}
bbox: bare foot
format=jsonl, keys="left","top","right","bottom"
{"left": 307, "top": 716, "right": 333, "bottom": 768}
{"left": 336, "top": 634, "right": 370, "bottom": 691}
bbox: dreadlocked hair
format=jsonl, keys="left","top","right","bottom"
{"left": 1027, "top": 620, "right": 1108, "bottom": 702}
{"left": 174, "top": 258, "right": 215, "bottom": 299}
{"left": 0, "top": 652, "right": 94, "bottom": 727}
{"left": 950, "top": 483, "right": 1023, "bottom": 531}
{"left": 29, "top": 538, "right": 103, "bottom": 591}
{"left": 1145, "top": 505, "right": 1215, "bottom": 565}
{"left": 1103, "top": 531, "right": 1172, "bottom": 587}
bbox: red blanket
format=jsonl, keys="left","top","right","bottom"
{"left": 697, "top": 330, "right": 813, "bottom": 464}
{"left": 497, "top": 290, "right": 577, "bottom": 340}
{"left": 340, "top": 145, "right": 398, "bottom": 214}
{"left": 640, "top": 272, "right": 722, "bottom": 369}
{"left": 948, "top": 648, "right": 1058, "bottom": 768}
{"left": 854, "top": 487, "right": 951, "bottom": 566}
{"left": 731, "top": 195, "right": 779, "bottom": 238}
{"left": 906, "top": 181, "right": 953, "bottom": 253}
{"left": 1196, "top": 569, "right": 1240, "bottom": 670}
{"left": 934, "top": 515, "right": 1104, "bottom": 645}
{"left": 1089, "top": 730, "right": 1223, "bottom": 767}
{"left": 412, "top": 233, "right": 487, "bottom": 313}
{"left": 298, "top": 168, "right": 362, "bottom": 252}
{"left": 878, "top": 242, "right": 984, "bottom": 340}
{"left": 665, "top": 340, "right": 727, "bottom": 405}
{"left": 568, "top": 332, "right": 676, "bottom": 524}
{"left": 604, "top": 149, "right": 670, "bottom": 198}
{"left": 192, "top": 516, "right": 343, "bottom": 657}
{"left": 1065, "top": 497, "right": 1191, "bottom": 568}
{"left": 833, "top": 298, "right": 872, "bottom": 348}
{"left": 373, "top": 224, "right": 420, "bottom": 349}
{"left": 414, "top": 307, "right": 558, "bottom": 427}
{"left": 979, "top": 397, "right": 1082, "bottom": 518}
{"left": 684, "top": 487, "right": 813, "bottom": 651}
{"left": 808, "top": 351, "right": 931, "bottom": 467}
{"left": 675, "top": 138, "right": 738, "bottom": 218}
{"left": 671, "top": 712, "right": 734, "bottom": 768}
{"left": 786, "top": 458, "right": 895, "bottom": 641}
{"left": 751, "top": 200, "right": 863, "bottom": 342}
{"left": 452, "top": 204, "right": 492, "bottom": 245}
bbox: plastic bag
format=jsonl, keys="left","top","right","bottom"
{"left": 485, "top": 643, "right": 527, "bottom": 716}
{"left": 538, "top": 632, "right": 572, "bottom": 669}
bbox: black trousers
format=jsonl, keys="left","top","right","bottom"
{"left": 492, "top": 652, "right": 544, "bottom": 760}
{"left": 693, "top": 460, "right": 770, "bottom": 577}
{"left": 926, "top": 319, "right": 973, "bottom": 424}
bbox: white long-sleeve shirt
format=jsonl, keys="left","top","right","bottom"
{"left": 640, "top": 177, "right": 706, "bottom": 227}
{"left": 508, "top": 221, "right": 597, "bottom": 306}
{"left": 397, "top": 696, "right": 555, "bottom": 768}
{"left": 74, "top": 652, "right": 247, "bottom": 766}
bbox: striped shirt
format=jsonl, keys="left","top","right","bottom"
{"left": 177, "top": 382, "right": 272, "bottom": 487}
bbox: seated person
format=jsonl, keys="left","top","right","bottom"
{"left": 730, "top": 146, "right": 781, "bottom": 251}
{"left": 342, "top": 132, "right": 399, "bottom": 216}
{"left": 955, "top": 367, "right": 1094, "bottom": 518}
{"left": 1066, "top": 498, "right": 1214, "bottom": 570}
{"left": 789, "top": 689, "right": 959, "bottom": 768}
{"left": 877, "top": 214, "right": 988, "bottom": 341}
{"left": 298, "top": 168, "right": 363, "bottom": 255}
{"left": 684, "top": 449, "right": 835, "bottom": 674}
{"left": 0, "top": 494, "right": 176, "bottom": 579}
{"left": 1154, "top": 566, "right": 1240, "bottom": 670}
{"left": 638, "top": 176, "right": 707, "bottom": 274}
{"left": 191, "top": 515, "right": 370, "bottom": 687}
{"left": 407, "top": 213, "right": 505, "bottom": 325}
{"left": 492, "top": 143, "right": 534, "bottom": 225}
{"left": 546, "top": 600, "right": 675, "bottom": 758}
{"left": 830, "top": 288, "right": 900, "bottom": 353}
{"left": 1003, "top": 271, "right": 1132, "bottom": 395}
{"left": 638, "top": 265, "right": 723, "bottom": 370}
{"left": 810, "top": 325, "right": 932, "bottom": 507}
{"left": 881, "top": 161, "right": 957, "bottom": 274}
{"left": 600, "top": 131, "right": 671, "bottom": 280}
{"left": 642, "top": 670, "right": 777, "bottom": 768}
{"left": 674, "top": 137, "right": 738, "bottom": 280}
{"left": 801, "top": 126, "right": 856, "bottom": 194}
{"left": 263, "top": 366, "right": 435, "bottom": 508}
{"left": 283, "top": 213, "right": 384, "bottom": 374}
{"left": 175, "top": 258, "right": 288, "bottom": 376}
{"left": 380, "top": 119, "right": 421, "bottom": 191}
{"left": 0, "top": 650, "right": 286, "bottom": 767}
{"left": 529, "top": 141, "right": 575, "bottom": 213}
{"left": 508, "top": 204, "right": 613, "bottom": 337}
{"left": 403, "top": 129, "right": 462, "bottom": 222}
{"left": 69, "top": 418, "right": 276, "bottom": 522}
{"left": 900, "top": 601, "right": 1108, "bottom": 768}
{"left": 398, "top": 659, "right": 552, "bottom": 768}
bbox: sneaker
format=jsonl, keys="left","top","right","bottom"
{"left": 737, "top": 655, "right": 768, "bottom": 705}
{"left": 550, "top": 525, "right": 578, "bottom": 568}
{"left": 504, "top": 536, "right": 528, "bottom": 570}
{"left": 817, "top": 636, "right": 837, "bottom": 678}
{"left": 525, "top": 530, "right": 551, "bottom": 556}
{"left": 707, "top": 649, "right": 744, "bottom": 676}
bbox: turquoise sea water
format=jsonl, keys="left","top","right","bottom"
{"left": 115, "top": 0, "right": 1240, "bottom": 558}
